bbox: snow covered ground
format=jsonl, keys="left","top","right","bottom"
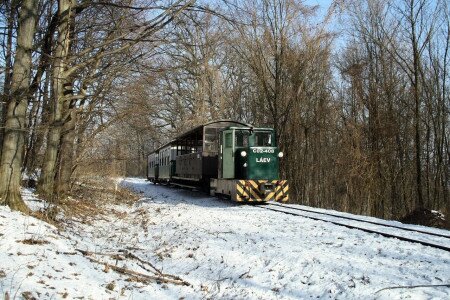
{"left": 267, "top": 204, "right": 450, "bottom": 247}
{"left": 1, "top": 177, "right": 449, "bottom": 299}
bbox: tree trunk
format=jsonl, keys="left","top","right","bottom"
{"left": 55, "top": 96, "right": 77, "bottom": 197}
{"left": 25, "top": 73, "right": 51, "bottom": 175}
{"left": 0, "top": 0, "right": 40, "bottom": 212}
{"left": 410, "top": 0, "right": 424, "bottom": 210}
{"left": 0, "top": 0, "right": 15, "bottom": 158}
{"left": 39, "top": 0, "right": 74, "bottom": 201}
{"left": 23, "top": 6, "right": 58, "bottom": 175}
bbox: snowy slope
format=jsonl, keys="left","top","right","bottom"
{"left": 0, "top": 192, "right": 128, "bottom": 299}
{"left": 1, "top": 178, "right": 449, "bottom": 299}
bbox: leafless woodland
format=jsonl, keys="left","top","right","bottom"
{"left": 0, "top": 0, "right": 448, "bottom": 226}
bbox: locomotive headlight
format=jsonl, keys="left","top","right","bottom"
{"left": 278, "top": 152, "right": 284, "bottom": 158}
{"left": 240, "top": 151, "right": 247, "bottom": 157}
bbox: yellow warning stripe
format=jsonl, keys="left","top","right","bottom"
{"left": 236, "top": 184, "right": 249, "bottom": 197}
{"left": 249, "top": 188, "right": 262, "bottom": 200}
{"left": 275, "top": 196, "right": 287, "bottom": 201}
{"left": 275, "top": 181, "right": 288, "bottom": 199}
{"left": 264, "top": 192, "right": 275, "bottom": 201}
{"left": 248, "top": 180, "right": 259, "bottom": 189}
{"left": 246, "top": 180, "right": 262, "bottom": 200}
{"left": 235, "top": 180, "right": 289, "bottom": 203}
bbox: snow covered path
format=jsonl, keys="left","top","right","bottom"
{"left": 120, "top": 178, "right": 450, "bottom": 299}
{"left": 1, "top": 177, "right": 449, "bottom": 299}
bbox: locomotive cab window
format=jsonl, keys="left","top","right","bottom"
{"left": 235, "top": 130, "right": 249, "bottom": 147}
{"left": 254, "top": 132, "right": 273, "bottom": 147}
{"left": 225, "top": 132, "right": 233, "bottom": 148}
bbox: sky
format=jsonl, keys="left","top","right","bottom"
{"left": 305, "top": 0, "right": 334, "bottom": 18}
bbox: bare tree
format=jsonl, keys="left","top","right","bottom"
{"left": 0, "top": 0, "right": 40, "bottom": 212}
{"left": 38, "top": 0, "right": 196, "bottom": 200}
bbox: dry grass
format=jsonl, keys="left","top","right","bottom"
{"left": 24, "top": 177, "right": 135, "bottom": 227}
{"left": 401, "top": 208, "right": 449, "bottom": 230}
{"left": 18, "top": 238, "right": 50, "bottom": 245}
{"left": 28, "top": 203, "right": 64, "bottom": 227}
{"left": 72, "top": 177, "right": 138, "bottom": 205}
{"left": 48, "top": 177, "right": 139, "bottom": 226}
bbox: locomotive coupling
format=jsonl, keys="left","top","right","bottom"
{"left": 260, "top": 182, "right": 275, "bottom": 194}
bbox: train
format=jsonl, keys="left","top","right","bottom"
{"left": 146, "top": 120, "right": 288, "bottom": 203}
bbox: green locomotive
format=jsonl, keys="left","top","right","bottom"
{"left": 147, "top": 120, "right": 288, "bottom": 202}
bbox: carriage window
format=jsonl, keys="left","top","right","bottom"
{"left": 225, "top": 132, "right": 232, "bottom": 148}
{"left": 235, "top": 131, "right": 249, "bottom": 147}
{"left": 254, "top": 132, "right": 273, "bottom": 147}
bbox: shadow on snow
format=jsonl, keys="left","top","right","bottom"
{"left": 121, "top": 178, "right": 241, "bottom": 209}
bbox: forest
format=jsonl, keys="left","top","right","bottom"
{"left": 0, "top": 0, "right": 448, "bottom": 225}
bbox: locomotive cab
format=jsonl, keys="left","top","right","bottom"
{"left": 221, "top": 128, "right": 280, "bottom": 180}
{"left": 214, "top": 127, "right": 288, "bottom": 202}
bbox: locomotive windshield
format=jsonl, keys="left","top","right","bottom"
{"left": 253, "top": 132, "right": 273, "bottom": 147}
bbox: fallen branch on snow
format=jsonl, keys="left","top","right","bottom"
{"left": 75, "top": 248, "right": 190, "bottom": 286}
{"left": 376, "top": 284, "right": 450, "bottom": 293}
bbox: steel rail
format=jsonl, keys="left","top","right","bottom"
{"left": 269, "top": 202, "right": 450, "bottom": 239}
{"left": 261, "top": 205, "right": 450, "bottom": 253}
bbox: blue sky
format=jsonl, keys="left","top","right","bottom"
{"left": 304, "top": 0, "right": 334, "bottom": 17}
{"left": 304, "top": 0, "right": 333, "bottom": 9}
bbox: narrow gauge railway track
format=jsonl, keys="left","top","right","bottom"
{"left": 269, "top": 202, "right": 450, "bottom": 239}
{"left": 260, "top": 203, "right": 450, "bottom": 253}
